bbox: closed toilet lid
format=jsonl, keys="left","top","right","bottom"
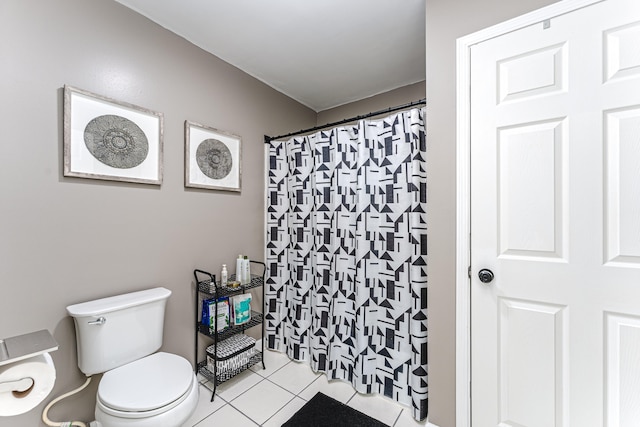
{"left": 98, "top": 352, "right": 193, "bottom": 412}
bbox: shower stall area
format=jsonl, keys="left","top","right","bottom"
{"left": 264, "top": 104, "right": 428, "bottom": 421}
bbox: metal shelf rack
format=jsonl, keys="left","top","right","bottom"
{"left": 193, "top": 260, "right": 266, "bottom": 401}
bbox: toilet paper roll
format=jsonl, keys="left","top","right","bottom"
{"left": 0, "top": 353, "right": 56, "bottom": 416}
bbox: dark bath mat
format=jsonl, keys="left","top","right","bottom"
{"left": 282, "top": 392, "right": 390, "bottom": 427}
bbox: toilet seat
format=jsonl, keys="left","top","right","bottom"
{"left": 97, "top": 352, "right": 194, "bottom": 418}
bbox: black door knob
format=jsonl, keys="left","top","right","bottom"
{"left": 478, "top": 269, "right": 494, "bottom": 284}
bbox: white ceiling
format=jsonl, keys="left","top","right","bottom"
{"left": 114, "top": 0, "right": 426, "bottom": 112}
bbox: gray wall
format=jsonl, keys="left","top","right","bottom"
{"left": 425, "top": 0, "right": 558, "bottom": 426}
{"left": 317, "top": 81, "right": 426, "bottom": 126}
{"left": 0, "top": 0, "right": 316, "bottom": 425}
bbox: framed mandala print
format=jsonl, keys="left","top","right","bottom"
{"left": 184, "top": 121, "right": 241, "bottom": 192}
{"left": 63, "top": 85, "right": 163, "bottom": 185}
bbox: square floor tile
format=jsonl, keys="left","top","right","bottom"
{"left": 262, "top": 396, "right": 307, "bottom": 427}
{"left": 250, "top": 348, "right": 291, "bottom": 378}
{"left": 191, "top": 344, "right": 423, "bottom": 427}
{"left": 299, "top": 375, "right": 356, "bottom": 403}
{"left": 347, "top": 392, "right": 403, "bottom": 426}
{"left": 231, "top": 378, "right": 295, "bottom": 424}
{"left": 183, "top": 384, "right": 227, "bottom": 427}
{"left": 393, "top": 408, "right": 429, "bottom": 427}
{"left": 215, "top": 369, "right": 264, "bottom": 402}
{"left": 194, "top": 404, "right": 257, "bottom": 427}
{"left": 267, "top": 359, "right": 321, "bottom": 394}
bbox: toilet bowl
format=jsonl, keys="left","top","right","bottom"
{"left": 94, "top": 352, "right": 198, "bottom": 427}
{"left": 66, "top": 287, "right": 198, "bottom": 427}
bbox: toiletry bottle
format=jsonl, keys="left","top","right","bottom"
{"left": 221, "top": 264, "right": 228, "bottom": 287}
{"left": 236, "top": 255, "right": 243, "bottom": 284}
{"left": 244, "top": 255, "right": 251, "bottom": 285}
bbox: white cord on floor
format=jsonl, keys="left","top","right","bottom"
{"left": 42, "top": 376, "right": 92, "bottom": 427}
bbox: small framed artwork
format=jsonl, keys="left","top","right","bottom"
{"left": 63, "top": 85, "right": 163, "bottom": 185}
{"left": 185, "top": 121, "right": 242, "bottom": 192}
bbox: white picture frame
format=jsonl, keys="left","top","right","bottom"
{"left": 63, "top": 85, "right": 163, "bottom": 185}
{"left": 185, "top": 120, "right": 242, "bottom": 192}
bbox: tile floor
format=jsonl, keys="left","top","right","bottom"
{"left": 184, "top": 342, "right": 429, "bottom": 427}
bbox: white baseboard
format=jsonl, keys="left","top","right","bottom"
{"left": 427, "top": 422, "right": 440, "bottom": 427}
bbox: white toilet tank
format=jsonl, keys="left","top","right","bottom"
{"left": 66, "top": 287, "right": 171, "bottom": 376}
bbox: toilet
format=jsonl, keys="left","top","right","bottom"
{"left": 66, "top": 287, "right": 198, "bottom": 427}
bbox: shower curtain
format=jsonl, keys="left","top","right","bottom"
{"left": 265, "top": 107, "right": 427, "bottom": 420}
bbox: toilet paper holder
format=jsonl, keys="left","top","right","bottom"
{"left": 0, "top": 329, "right": 58, "bottom": 368}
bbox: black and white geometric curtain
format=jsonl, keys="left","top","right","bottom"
{"left": 265, "top": 107, "right": 428, "bottom": 420}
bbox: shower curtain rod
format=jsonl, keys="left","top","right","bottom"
{"left": 264, "top": 98, "right": 426, "bottom": 143}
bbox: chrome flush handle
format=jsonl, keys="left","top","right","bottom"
{"left": 87, "top": 317, "right": 106, "bottom": 325}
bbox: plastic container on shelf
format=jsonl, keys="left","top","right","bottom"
{"left": 242, "top": 256, "right": 250, "bottom": 285}
{"left": 221, "top": 264, "right": 228, "bottom": 287}
{"left": 235, "top": 255, "right": 243, "bottom": 283}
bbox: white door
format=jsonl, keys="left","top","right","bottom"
{"left": 470, "top": 0, "right": 640, "bottom": 426}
